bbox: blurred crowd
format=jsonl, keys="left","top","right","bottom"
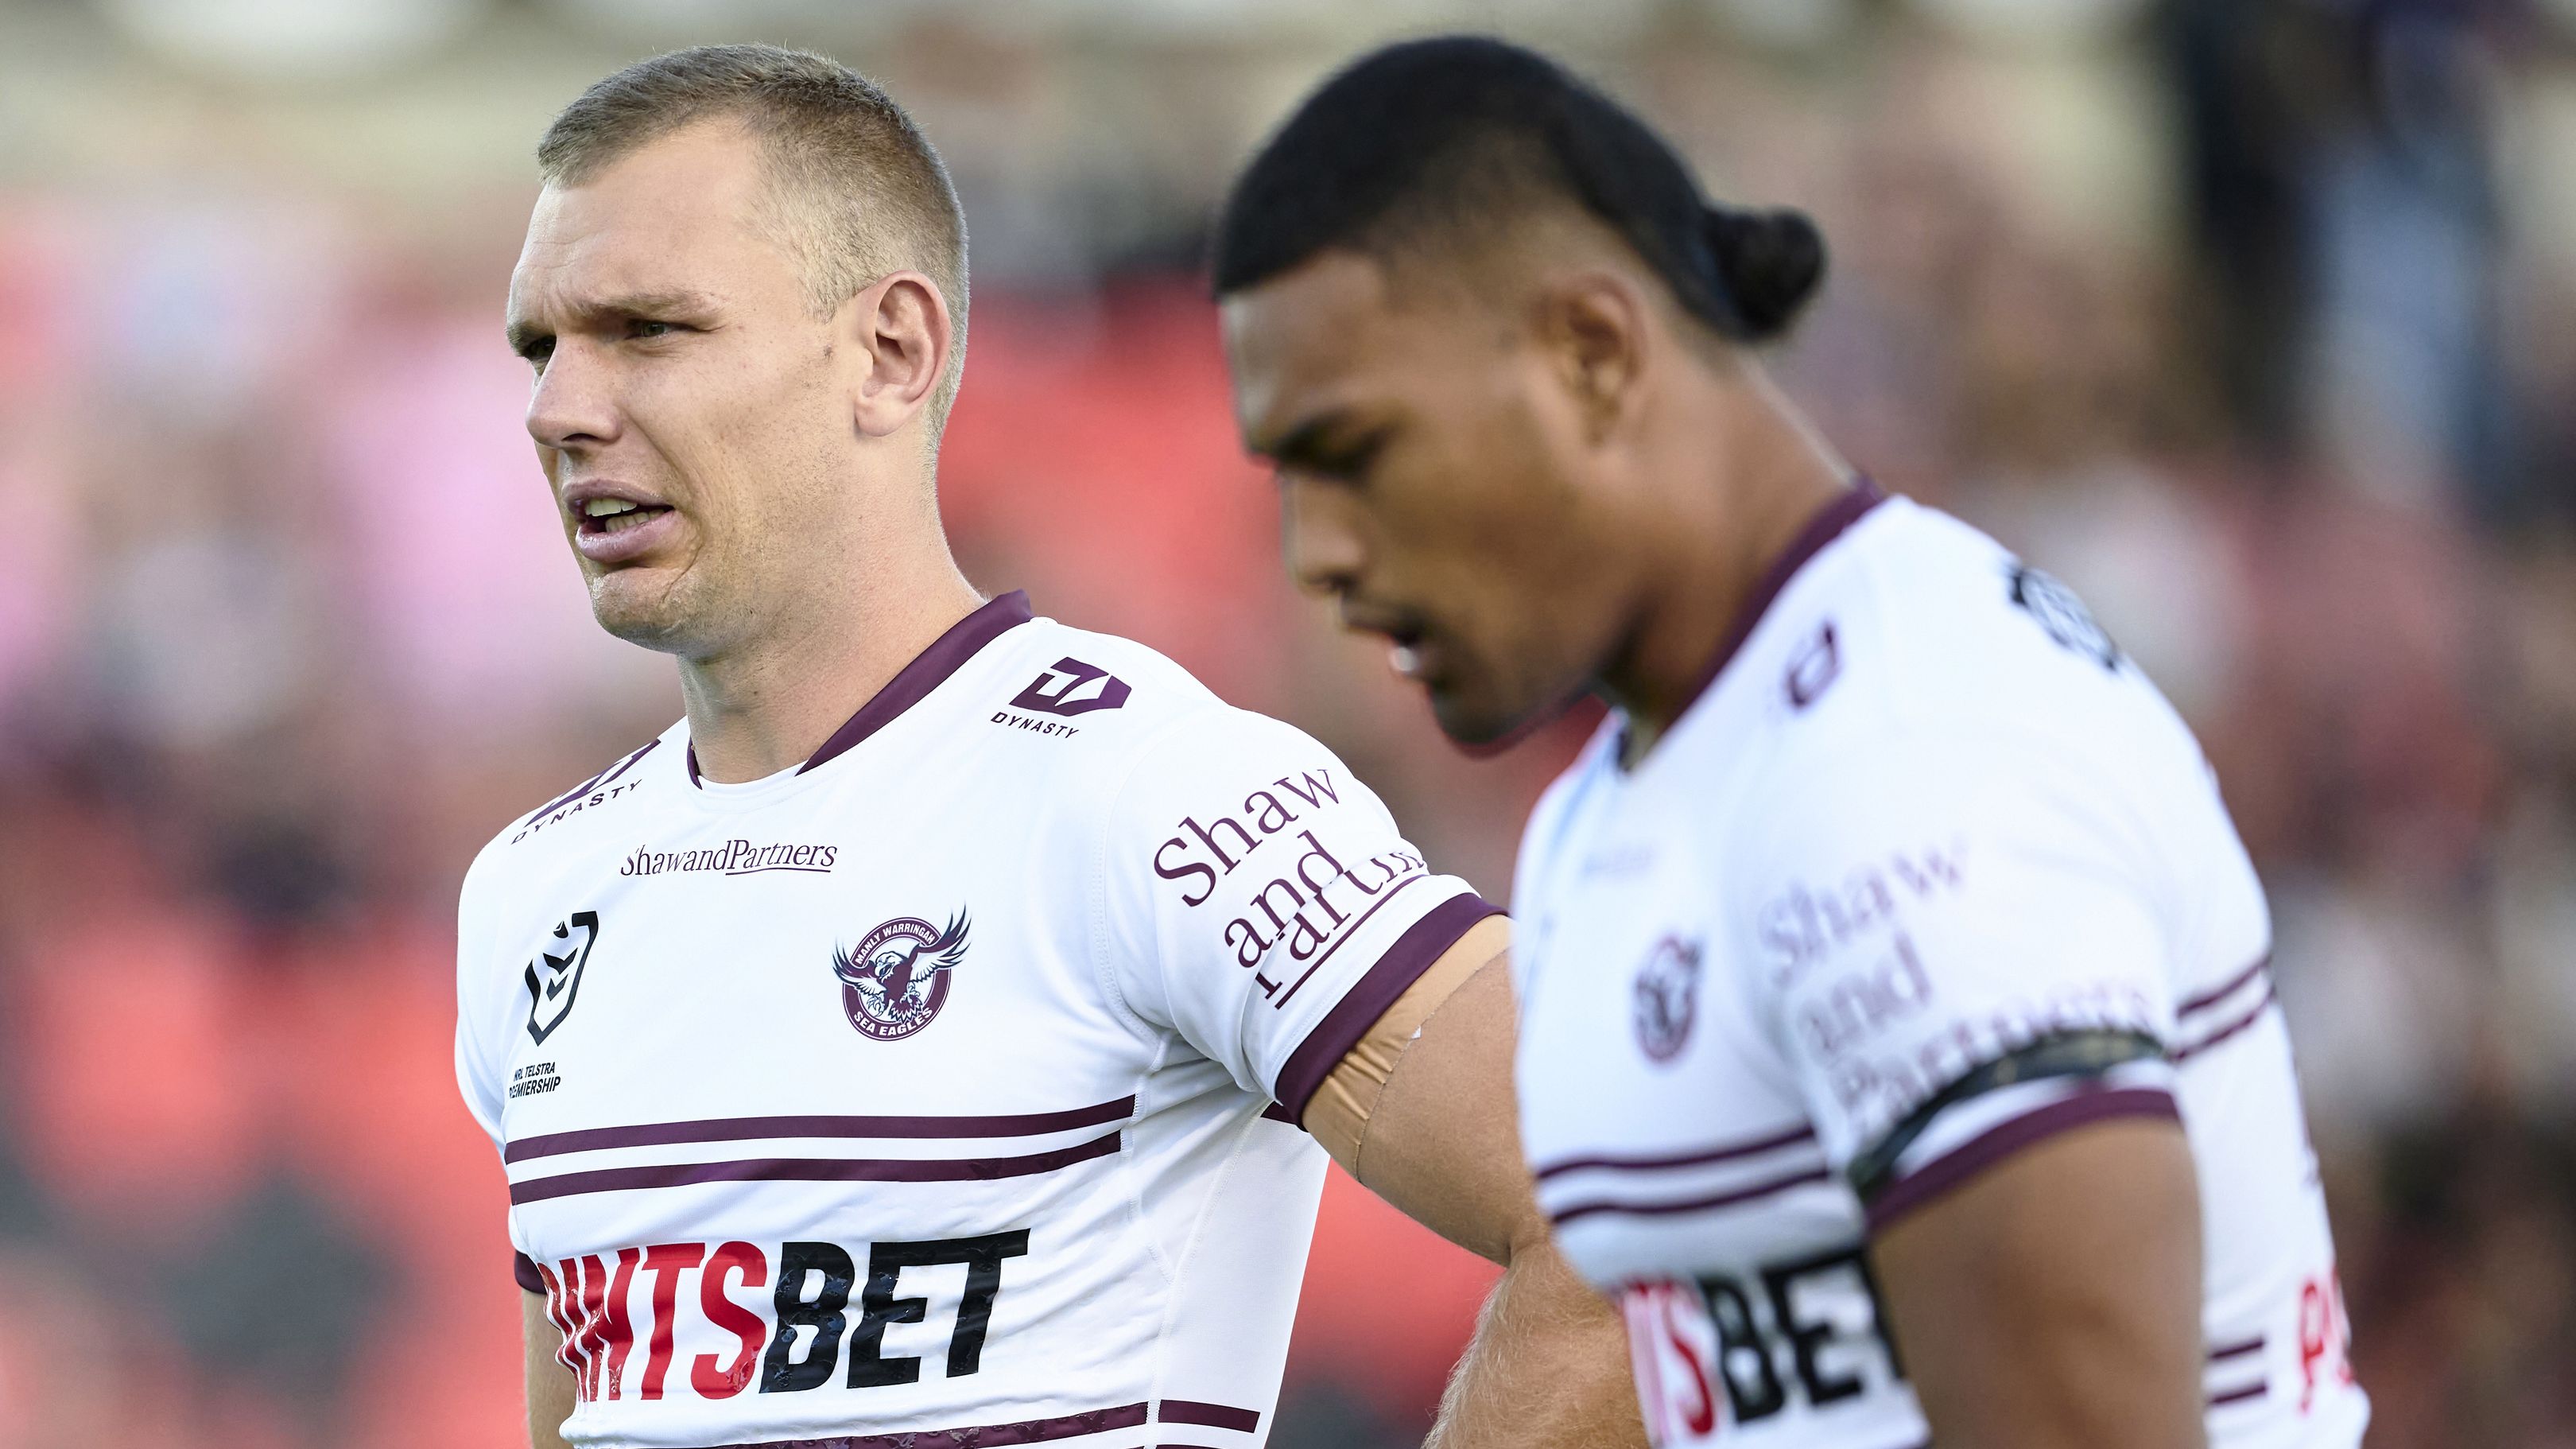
{"left": 3, "top": 2, "right": 2574, "bottom": 1445}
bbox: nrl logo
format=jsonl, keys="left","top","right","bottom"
{"left": 524, "top": 911, "right": 600, "bottom": 1045}
{"left": 832, "top": 910, "right": 972, "bottom": 1042}
{"left": 1631, "top": 934, "right": 1704, "bottom": 1065}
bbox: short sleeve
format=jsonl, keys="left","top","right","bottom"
{"left": 1098, "top": 705, "right": 1498, "bottom": 1121}
{"left": 1742, "top": 730, "right": 2182, "bottom": 1230}
{"left": 453, "top": 841, "right": 510, "bottom": 1154}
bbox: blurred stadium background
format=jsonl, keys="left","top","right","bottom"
{"left": 1, "top": 0, "right": 2573, "bottom": 1443}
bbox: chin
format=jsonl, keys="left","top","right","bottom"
{"left": 1426, "top": 686, "right": 1524, "bottom": 752}
{"left": 587, "top": 573, "right": 700, "bottom": 652}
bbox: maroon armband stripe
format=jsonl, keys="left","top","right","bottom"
{"left": 1861, "top": 1085, "right": 2180, "bottom": 1234}
{"left": 514, "top": 1249, "right": 544, "bottom": 1293}
{"left": 1269, "top": 892, "right": 1501, "bottom": 1124}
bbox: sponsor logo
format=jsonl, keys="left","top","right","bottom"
{"left": 1786, "top": 622, "right": 1840, "bottom": 709}
{"left": 2007, "top": 562, "right": 2120, "bottom": 669}
{"left": 621, "top": 839, "right": 840, "bottom": 877}
{"left": 991, "top": 657, "right": 1131, "bottom": 738}
{"left": 510, "top": 742, "right": 658, "bottom": 845}
{"left": 526, "top": 911, "right": 600, "bottom": 1045}
{"left": 1632, "top": 935, "right": 1704, "bottom": 1064}
{"left": 1618, "top": 1247, "right": 1907, "bottom": 1443}
{"left": 1010, "top": 658, "right": 1131, "bottom": 716}
{"left": 533, "top": 1232, "right": 1030, "bottom": 1404}
{"left": 1149, "top": 767, "right": 1430, "bottom": 1001}
{"left": 832, "top": 911, "right": 971, "bottom": 1042}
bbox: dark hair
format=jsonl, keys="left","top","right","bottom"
{"left": 540, "top": 45, "right": 971, "bottom": 428}
{"left": 1212, "top": 36, "right": 1824, "bottom": 344}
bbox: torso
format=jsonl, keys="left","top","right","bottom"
{"left": 1513, "top": 493, "right": 2369, "bottom": 1449}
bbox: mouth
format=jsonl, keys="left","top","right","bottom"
{"left": 563, "top": 485, "right": 681, "bottom": 566}
{"left": 1347, "top": 606, "right": 1436, "bottom": 682}
{"left": 573, "top": 495, "right": 674, "bottom": 538}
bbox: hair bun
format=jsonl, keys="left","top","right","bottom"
{"left": 1704, "top": 206, "right": 1825, "bottom": 342}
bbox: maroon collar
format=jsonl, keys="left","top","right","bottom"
{"left": 1646, "top": 480, "right": 1886, "bottom": 748}
{"left": 686, "top": 590, "right": 1035, "bottom": 787}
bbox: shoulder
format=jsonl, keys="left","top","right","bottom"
{"left": 460, "top": 723, "right": 683, "bottom": 927}
{"left": 1721, "top": 498, "right": 2206, "bottom": 828}
{"left": 995, "top": 616, "right": 1345, "bottom": 783}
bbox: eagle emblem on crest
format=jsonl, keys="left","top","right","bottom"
{"left": 832, "top": 909, "right": 971, "bottom": 1042}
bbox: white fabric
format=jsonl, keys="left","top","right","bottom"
{"left": 1513, "top": 495, "right": 2368, "bottom": 1449}
{"left": 456, "top": 603, "right": 1483, "bottom": 1448}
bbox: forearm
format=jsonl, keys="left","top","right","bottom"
{"left": 1426, "top": 1233, "right": 1643, "bottom": 1449}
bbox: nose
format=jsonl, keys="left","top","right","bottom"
{"left": 1278, "top": 475, "right": 1368, "bottom": 601}
{"left": 525, "top": 341, "right": 621, "bottom": 455}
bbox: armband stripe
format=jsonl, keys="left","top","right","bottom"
{"left": 1847, "top": 1029, "right": 2164, "bottom": 1193}
{"left": 2171, "top": 985, "right": 2277, "bottom": 1062}
{"left": 1270, "top": 892, "right": 1499, "bottom": 1122}
{"left": 1861, "top": 1084, "right": 2178, "bottom": 1234}
{"left": 514, "top": 1249, "right": 545, "bottom": 1294}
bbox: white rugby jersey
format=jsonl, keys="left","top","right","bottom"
{"left": 456, "top": 592, "right": 1496, "bottom": 1449}
{"left": 1513, "top": 488, "right": 2368, "bottom": 1449}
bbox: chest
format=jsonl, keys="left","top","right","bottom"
{"left": 486, "top": 792, "right": 1152, "bottom": 1235}
{"left": 1514, "top": 777, "right": 1868, "bottom": 1285}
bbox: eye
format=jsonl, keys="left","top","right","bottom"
{"left": 626, "top": 319, "right": 679, "bottom": 340}
{"left": 515, "top": 336, "right": 554, "bottom": 372}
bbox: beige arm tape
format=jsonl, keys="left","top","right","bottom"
{"left": 1305, "top": 914, "right": 1512, "bottom": 1177}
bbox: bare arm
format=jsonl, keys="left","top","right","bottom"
{"left": 524, "top": 1289, "right": 576, "bottom": 1449}
{"left": 1871, "top": 1117, "right": 2208, "bottom": 1449}
{"left": 1323, "top": 938, "right": 1643, "bottom": 1449}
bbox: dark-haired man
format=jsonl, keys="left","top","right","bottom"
{"left": 1215, "top": 35, "right": 2365, "bottom": 1449}
{"left": 458, "top": 43, "right": 1642, "bottom": 1449}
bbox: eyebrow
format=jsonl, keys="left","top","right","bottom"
{"left": 505, "top": 289, "right": 724, "bottom": 356}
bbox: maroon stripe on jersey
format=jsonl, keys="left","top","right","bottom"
{"left": 514, "top": 1250, "right": 544, "bottom": 1293}
{"left": 2177, "top": 954, "right": 2271, "bottom": 1016}
{"left": 502, "top": 1095, "right": 1136, "bottom": 1163}
{"left": 713, "top": 1400, "right": 1150, "bottom": 1447}
{"left": 1862, "top": 1086, "right": 2179, "bottom": 1234}
{"left": 1161, "top": 1400, "right": 1261, "bottom": 1432}
{"left": 2171, "top": 986, "right": 2277, "bottom": 1063}
{"left": 507, "top": 1129, "right": 1122, "bottom": 1205}
{"left": 793, "top": 590, "right": 1035, "bottom": 779}
{"left": 2207, "top": 1335, "right": 2264, "bottom": 1362}
{"left": 1546, "top": 1163, "right": 1833, "bottom": 1228}
{"left": 2208, "top": 1381, "right": 2269, "bottom": 1408}
{"left": 1675, "top": 480, "right": 1887, "bottom": 718}
{"left": 1271, "top": 873, "right": 1432, "bottom": 1008}
{"left": 1531, "top": 1122, "right": 1820, "bottom": 1182}
{"left": 1270, "top": 892, "right": 1501, "bottom": 1120}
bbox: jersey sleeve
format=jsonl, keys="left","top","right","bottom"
{"left": 1097, "top": 705, "right": 1499, "bottom": 1121}
{"left": 1739, "top": 728, "right": 2183, "bottom": 1233}
{"left": 453, "top": 838, "right": 511, "bottom": 1154}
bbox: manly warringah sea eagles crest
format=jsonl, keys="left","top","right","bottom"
{"left": 1631, "top": 934, "right": 1704, "bottom": 1064}
{"left": 832, "top": 910, "right": 972, "bottom": 1041}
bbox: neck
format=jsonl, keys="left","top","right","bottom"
{"left": 677, "top": 533, "right": 983, "bottom": 784}
{"left": 1603, "top": 367, "right": 1853, "bottom": 764}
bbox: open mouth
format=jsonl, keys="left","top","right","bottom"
{"left": 577, "top": 498, "right": 673, "bottom": 537}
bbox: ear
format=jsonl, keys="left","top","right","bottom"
{"left": 843, "top": 270, "right": 956, "bottom": 439}
{"left": 1532, "top": 270, "right": 1650, "bottom": 445}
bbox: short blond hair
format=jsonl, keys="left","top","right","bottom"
{"left": 540, "top": 45, "right": 971, "bottom": 437}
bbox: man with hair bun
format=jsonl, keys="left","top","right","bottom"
{"left": 1216, "top": 34, "right": 2367, "bottom": 1449}
{"left": 464, "top": 41, "right": 1645, "bottom": 1449}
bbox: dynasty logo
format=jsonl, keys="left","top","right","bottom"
{"left": 832, "top": 911, "right": 972, "bottom": 1042}
{"left": 526, "top": 911, "right": 601, "bottom": 1045}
